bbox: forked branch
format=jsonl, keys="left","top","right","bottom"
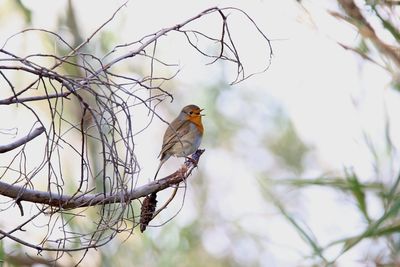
{"left": 0, "top": 150, "right": 204, "bottom": 210}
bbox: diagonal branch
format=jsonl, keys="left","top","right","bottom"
{"left": 0, "top": 126, "right": 45, "bottom": 153}
{"left": 336, "top": 0, "right": 400, "bottom": 69}
{"left": 0, "top": 149, "right": 204, "bottom": 210}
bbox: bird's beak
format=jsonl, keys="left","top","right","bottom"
{"left": 200, "top": 109, "right": 205, "bottom": 116}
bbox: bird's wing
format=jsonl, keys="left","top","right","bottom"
{"left": 158, "top": 119, "right": 191, "bottom": 160}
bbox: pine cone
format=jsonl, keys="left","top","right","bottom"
{"left": 139, "top": 192, "right": 157, "bottom": 232}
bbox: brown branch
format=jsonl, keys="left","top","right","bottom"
{"left": 0, "top": 126, "right": 45, "bottom": 153}
{"left": 0, "top": 149, "right": 204, "bottom": 210}
{"left": 336, "top": 0, "right": 400, "bottom": 69}
{"left": 336, "top": 42, "right": 388, "bottom": 70}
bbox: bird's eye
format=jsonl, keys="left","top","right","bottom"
{"left": 189, "top": 111, "right": 193, "bottom": 115}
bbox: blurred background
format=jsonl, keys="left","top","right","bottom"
{"left": 0, "top": 0, "right": 399, "bottom": 266}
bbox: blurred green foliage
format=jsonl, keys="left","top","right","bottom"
{"left": 15, "top": 0, "right": 32, "bottom": 24}
{"left": 267, "top": 115, "right": 309, "bottom": 174}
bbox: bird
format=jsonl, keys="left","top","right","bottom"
{"left": 154, "top": 104, "right": 204, "bottom": 180}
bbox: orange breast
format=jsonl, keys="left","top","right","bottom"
{"left": 189, "top": 116, "right": 204, "bottom": 134}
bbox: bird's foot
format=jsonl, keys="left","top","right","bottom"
{"left": 184, "top": 156, "right": 198, "bottom": 167}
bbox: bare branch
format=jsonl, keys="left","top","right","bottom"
{"left": 0, "top": 149, "right": 204, "bottom": 209}
{"left": 336, "top": 0, "right": 400, "bottom": 69}
{"left": 0, "top": 5, "right": 271, "bottom": 255}
{"left": 0, "top": 126, "right": 45, "bottom": 153}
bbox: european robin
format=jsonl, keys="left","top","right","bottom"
{"left": 154, "top": 104, "right": 204, "bottom": 180}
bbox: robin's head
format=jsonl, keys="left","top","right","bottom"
{"left": 181, "top": 105, "right": 204, "bottom": 120}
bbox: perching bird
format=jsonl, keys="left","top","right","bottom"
{"left": 154, "top": 104, "right": 204, "bottom": 180}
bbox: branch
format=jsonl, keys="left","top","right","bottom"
{"left": 336, "top": 42, "right": 388, "bottom": 70}
{"left": 336, "top": 0, "right": 400, "bottom": 69}
{"left": 0, "top": 7, "right": 220, "bottom": 105}
{"left": 0, "top": 6, "right": 273, "bottom": 104}
{"left": 0, "top": 126, "right": 45, "bottom": 153}
{"left": 0, "top": 149, "right": 204, "bottom": 210}
{"left": 0, "top": 5, "right": 271, "bottom": 252}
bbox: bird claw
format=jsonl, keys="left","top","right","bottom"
{"left": 184, "top": 156, "right": 198, "bottom": 167}
{"left": 184, "top": 149, "right": 205, "bottom": 168}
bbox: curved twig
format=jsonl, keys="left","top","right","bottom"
{"left": 0, "top": 126, "right": 45, "bottom": 153}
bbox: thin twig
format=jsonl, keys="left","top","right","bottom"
{"left": 0, "top": 126, "right": 45, "bottom": 153}
{"left": 0, "top": 149, "right": 204, "bottom": 209}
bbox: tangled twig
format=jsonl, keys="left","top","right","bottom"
{"left": 0, "top": 3, "right": 271, "bottom": 257}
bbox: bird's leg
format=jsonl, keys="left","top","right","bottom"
{"left": 184, "top": 155, "right": 198, "bottom": 167}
